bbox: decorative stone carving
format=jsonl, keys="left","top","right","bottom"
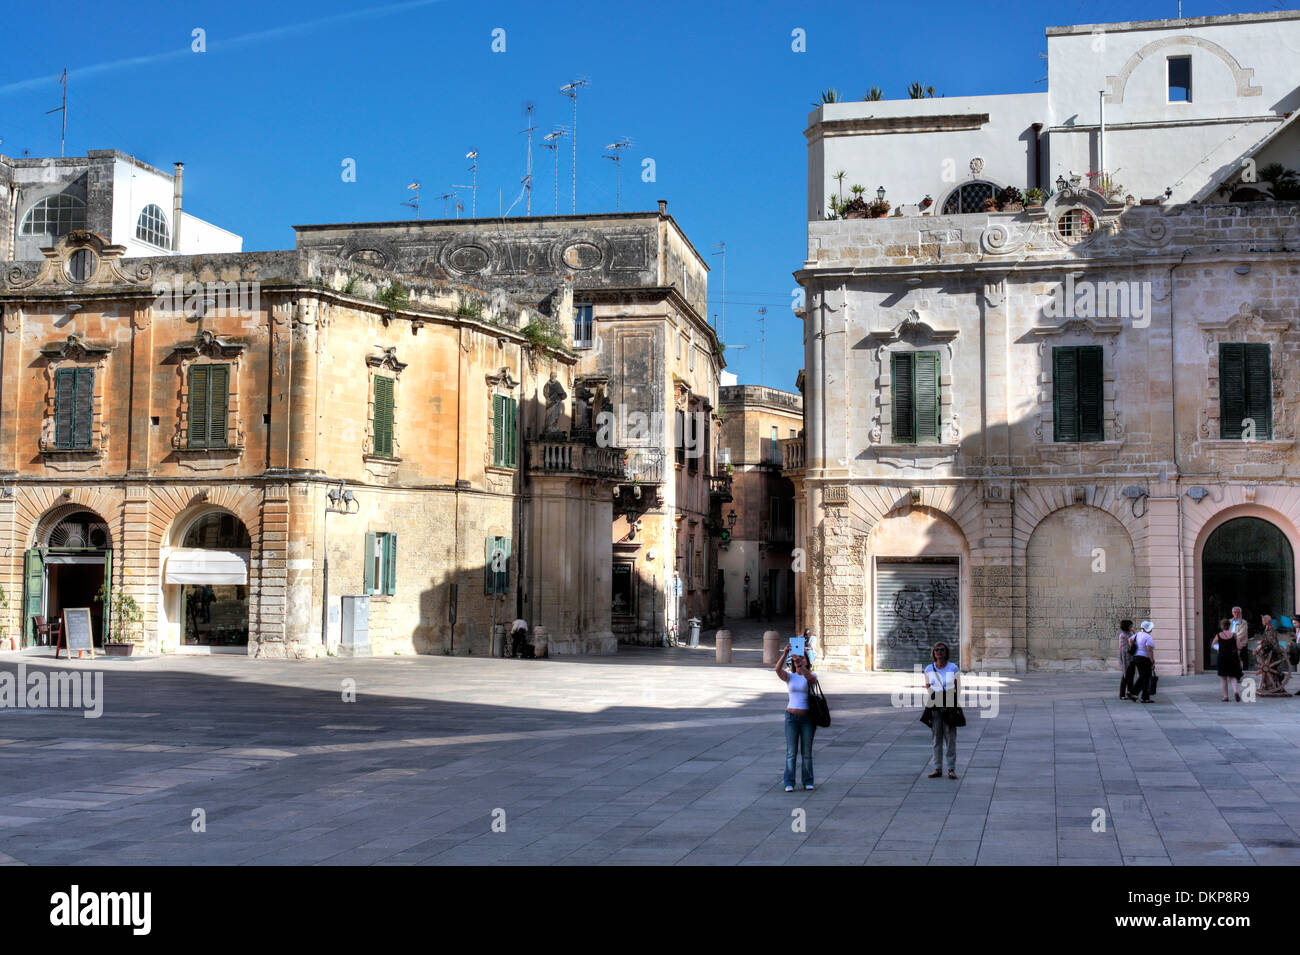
{"left": 969, "top": 157, "right": 985, "bottom": 176}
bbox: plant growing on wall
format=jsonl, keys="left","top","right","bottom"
{"left": 96, "top": 583, "right": 143, "bottom": 645}
{"left": 521, "top": 319, "right": 566, "bottom": 352}
{"left": 376, "top": 282, "right": 410, "bottom": 308}
{"left": 454, "top": 294, "right": 485, "bottom": 319}
{"left": 341, "top": 274, "right": 360, "bottom": 295}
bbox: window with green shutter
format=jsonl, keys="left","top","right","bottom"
{"left": 1219, "top": 343, "right": 1272, "bottom": 439}
{"left": 484, "top": 535, "right": 511, "bottom": 594}
{"left": 890, "top": 351, "right": 940, "bottom": 444}
{"left": 1052, "top": 346, "right": 1104, "bottom": 443}
{"left": 372, "top": 375, "right": 395, "bottom": 457}
{"left": 363, "top": 531, "right": 398, "bottom": 595}
{"left": 54, "top": 367, "right": 94, "bottom": 449}
{"left": 187, "top": 363, "right": 229, "bottom": 449}
{"left": 492, "top": 395, "right": 517, "bottom": 467}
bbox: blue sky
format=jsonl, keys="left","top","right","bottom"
{"left": 0, "top": 0, "right": 1278, "bottom": 392}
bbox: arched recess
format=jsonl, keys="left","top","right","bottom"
{"left": 1013, "top": 484, "right": 1150, "bottom": 670}
{"left": 161, "top": 504, "right": 255, "bottom": 649}
{"left": 1025, "top": 504, "right": 1139, "bottom": 671}
{"left": 859, "top": 492, "right": 974, "bottom": 671}
{"left": 1103, "top": 35, "right": 1262, "bottom": 104}
{"left": 1190, "top": 496, "right": 1300, "bottom": 674}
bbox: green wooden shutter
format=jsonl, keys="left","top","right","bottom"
{"left": 492, "top": 395, "right": 505, "bottom": 466}
{"left": 23, "top": 548, "right": 44, "bottom": 646}
{"left": 891, "top": 353, "right": 914, "bottom": 443}
{"left": 54, "top": 368, "right": 76, "bottom": 449}
{"left": 383, "top": 533, "right": 397, "bottom": 595}
{"left": 504, "top": 397, "right": 517, "bottom": 467}
{"left": 372, "top": 376, "right": 394, "bottom": 457}
{"left": 188, "top": 365, "right": 211, "bottom": 448}
{"left": 73, "top": 368, "right": 94, "bottom": 449}
{"left": 1078, "top": 345, "right": 1104, "bottom": 442}
{"left": 363, "top": 531, "right": 377, "bottom": 594}
{"left": 1244, "top": 343, "right": 1272, "bottom": 439}
{"left": 1219, "top": 343, "right": 1246, "bottom": 439}
{"left": 1053, "top": 347, "right": 1080, "bottom": 442}
{"left": 208, "top": 364, "right": 229, "bottom": 448}
{"left": 915, "top": 352, "right": 940, "bottom": 444}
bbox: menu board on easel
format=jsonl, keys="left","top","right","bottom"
{"left": 56, "top": 607, "right": 94, "bottom": 659}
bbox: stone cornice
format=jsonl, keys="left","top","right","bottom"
{"left": 807, "top": 113, "right": 990, "bottom": 142}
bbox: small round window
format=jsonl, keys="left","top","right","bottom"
{"left": 65, "top": 248, "right": 98, "bottom": 283}
{"left": 1055, "top": 208, "right": 1095, "bottom": 241}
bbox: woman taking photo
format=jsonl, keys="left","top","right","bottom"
{"left": 775, "top": 643, "right": 818, "bottom": 792}
{"left": 922, "top": 641, "right": 960, "bottom": 780}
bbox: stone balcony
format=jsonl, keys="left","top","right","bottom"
{"left": 528, "top": 438, "right": 625, "bottom": 481}
{"left": 780, "top": 437, "right": 805, "bottom": 472}
{"left": 709, "top": 473, "right": 733, "bottom": 503}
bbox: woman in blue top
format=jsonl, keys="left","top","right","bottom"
{"left": 775, "top": 642, "right": 819, "bottom": 792}
{"left": 923, "top": 641, "right": 960, "bottom": 779}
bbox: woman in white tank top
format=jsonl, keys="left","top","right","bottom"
{"left": 776, "top": 642, "right": 819, "bottom": 791}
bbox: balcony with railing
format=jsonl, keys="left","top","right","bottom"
{"left": 780, "top": 437, "right": 804, "bottom": 472}
{"left": 624, "top": 447, "right": 666, "bottom": 485}
{"left": 709, "top": 473, "right": 733, "bottom": 503}
{"left": 528, "top": 439, "right": 626, "bottom": 481}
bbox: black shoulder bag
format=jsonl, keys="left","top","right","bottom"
{"left": 808, "top": 679, "right": 831, "bottom": 728}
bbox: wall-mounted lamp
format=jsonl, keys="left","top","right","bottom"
{"left": 1185, "top": 486, "right": 1211, "bottom": 503}
{"left": 876, "top": 186, "right": 887, "bottom": 202}
{"left": 66, "top": 304, "right": 83, "bottom": 313}
{"left": 1121, "top": 484, "right": 1149, "bottom": 518}
{"left": 909, "top": 488, "right": 922, "bottom": 505}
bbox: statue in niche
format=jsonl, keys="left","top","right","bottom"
{"left": 543, "top": 372, "right": 567, "bottom": 435}
{"left": 573, "top": 380, "right": 595, "bottom": 433}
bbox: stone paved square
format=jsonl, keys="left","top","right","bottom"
{"left": 1, "top": 631, "right": 1298, "bottom": 866}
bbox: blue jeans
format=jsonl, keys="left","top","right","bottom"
{"left": 783, "top": 711, "right": 815, "bottom": 787}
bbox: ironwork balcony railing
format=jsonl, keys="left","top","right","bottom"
{"left": 624, "top": 447, "right": 666, "bottom": 485}
{"left": 709, "top": 474, "right": 733, "bottom": 502}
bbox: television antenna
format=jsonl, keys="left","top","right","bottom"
{"left": 711, "top": 242, "right": 726, "bottom": 338}
{"left": 434, "top": 191, "right": 455, "bottom": 218}
{"left": 603, "top": 139, "right": 631, "bottom": 210}
{"left": 519, "top": 102, "right": 536, "bottom": 216}
{"left": 46, "top": 69, "right": 67, "bottom": 157}
{"left": 541, "top": 128, "right": 566, "bottom": 215}
{"left": 756, "top": 307, "right": 768, "bottom": 385}
{"left": 559, "top": 78, "right": 589, "bottom": 212}
{"left": 465, "top": 150, "right": 478, "bottom": 216}
{"left": 402, "top": 182, "right": 421, "bottom": 218}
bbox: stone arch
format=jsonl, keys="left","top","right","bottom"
{"left": 1014, "top": 484, "right": 1149, "bottom": 671}
{"left": 1024, "top": 503, "right": 1140, "bottom": 670}
{"left": 149, "top": 485, "right": 263, "bottom": 552}
{"left": 937, "top": 178, "right": 1007, "bottom": 216}
{"left": 1104, "top": 35, "right": 1262, "bottom": 105}
{"left": 1188, "top": 489, "right": 1300, "bottom": 672}
{"left": 16, "top": 487, "right": 123, "bottom": 553}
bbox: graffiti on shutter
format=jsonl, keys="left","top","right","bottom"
{"left": 875, "top": 559, "right": 959, "bottom": 670}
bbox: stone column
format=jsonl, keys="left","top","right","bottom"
{"left": 120, "top": 485, "right": 157, "bottom": 649}
{"left": 253, "top": 482, "right": 291, "bottom": 656}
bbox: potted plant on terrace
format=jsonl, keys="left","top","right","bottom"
{"left": 997, "top": 185, "right": 1024, "bottom": 212}
{"left": 1024, "top": 187, "right": 1045, "bottom": 208}
{"left": 98, "top": 583, "right": 143, "bottom": 656}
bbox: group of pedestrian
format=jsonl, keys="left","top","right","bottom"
{"left": 1116, "top": 619, "right": 1158, "bottom": 703}
{"left": 774, "top": 630, "right": 962, "bottom": 790}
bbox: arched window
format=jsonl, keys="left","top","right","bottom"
{"left": 136, "top": 204, "right": 170, "bottom": 248}
{"left": 1055, "top": 208, "right": 1095, "bottom": 241}
{"left": 20, "top": 195, "right": 86, "bottom": 236}
{"left": 941, "top": 181, "right": 998, "bottom": 215}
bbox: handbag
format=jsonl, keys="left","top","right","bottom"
{"left": 1149, "top": 668, "right": 1159, "bottom": 696}
{"left": 808, "top": 679, "right": 831, "bottom": 728}
{"left": 920, "top": 664, "right": 965, "bottom": 728}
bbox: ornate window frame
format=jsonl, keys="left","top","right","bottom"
{"left": 485, "top": 365, "right": 519, "bottom": 473}
{"left": 170, "top": 330, "right": 248, "bottom": 455}
{"left": 1029, "top": 317, "right": 1125, "bottom": 464}
{"left": 863, "top": 309, "right": 960, "bottom": 467}
{"left": 365, "top": 347, "right": 407, "bottom": 466}
{"left": 1197, "top": 303, "right": 1293, "bottom": 454}
{"left": 37, "top": 334, "right": 111, "bottom": 462}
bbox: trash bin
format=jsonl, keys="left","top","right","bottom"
{"left": 687, "top": 617, "right": 701, "bottom": 648}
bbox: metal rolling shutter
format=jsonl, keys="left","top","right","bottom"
{"left": 875, "top": 559, "right": 959, "bottom": 670}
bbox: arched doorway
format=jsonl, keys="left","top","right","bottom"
{"left": 1201, "top": 516, "right": 1294, "bottom": 670}
{"left": 165, "top": 510, "right": 251, "bottom": 649}
{"left": 23, "top": 507, "right": 112, "bottom": 647}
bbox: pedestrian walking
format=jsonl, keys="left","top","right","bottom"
{"left": 1118, "top": 619, "right": 1138, "bottom": 701}
{"left": 775, "top": 642, "right": 818, "bottom": 791}
{"left": 922, "top": 641, "right": 961, "bottom": 779}
{"left": 1132, "top": 621, "right": 1156, "bottom": 703}
{"left": 1213, "top": 618, "right": 1242, "bottom": 702}
{"left": 1230, "top": 606, "right": 1250, "bottom": 672}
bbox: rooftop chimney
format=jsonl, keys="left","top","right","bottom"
{"left": 172, "top": 162, "right": 184, "bottom": 252}
{"left": 657, "top": 199, "right": 667, "bottom": 215}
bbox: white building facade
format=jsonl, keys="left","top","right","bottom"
{"left": 794, "top": 10, "right": 1300, "bottom": 674}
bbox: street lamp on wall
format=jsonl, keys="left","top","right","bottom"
{"left": 876, "top": 185, "right": 886, "bottom": 202}
{"left": 322, "top": 480, "right": 359, "bottom": 646}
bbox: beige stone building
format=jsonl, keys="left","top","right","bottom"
{"left": 0, "top": 231, "right": 619, "bottom": 656}
{"left": 294, "top": 205, "right": 728, "bottom": 645}
{"left": 717, "top": 385, "right": 802, "bottom": 622}
{"left": 794, "top": 12, "right": 1300, "bottom": 673}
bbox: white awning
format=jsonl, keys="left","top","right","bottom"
{"left": 165, "top": 549, "right": 250, "bottom": 585}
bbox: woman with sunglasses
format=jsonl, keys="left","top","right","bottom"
{"left": 923, "top": 641, "right": 960, "bottom": 780}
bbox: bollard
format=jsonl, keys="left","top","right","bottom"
{"left": 763, "top": 630, "right": 780, "bottom": 665}
{"left": 531, "top": 626, "right": 549, "bottom": 659}
{"left": 715, "top": 629, "right": 732, "bottom": 664}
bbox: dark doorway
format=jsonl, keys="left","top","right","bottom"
{"left": 46, "top": 561, "right": 106, "bottom": 647}
{"left": 1202, "top": 517, "right": 1294, "bottom": 670}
